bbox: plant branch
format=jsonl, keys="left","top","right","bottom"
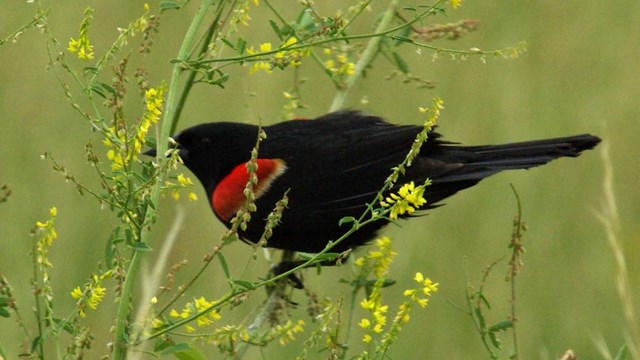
{"left": 111, "top": 1, "right": 215, "bottom": 359}
{"left": 330, "top": 0, "right": 400, "bottom": 111}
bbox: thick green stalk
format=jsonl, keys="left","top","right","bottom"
{"left": 110, "top": 1, "right": 214, "bottom": 359}
{"left": 329, "top": 0, "right": 400, "bottom": 111}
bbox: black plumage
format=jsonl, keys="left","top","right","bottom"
{"left": 170, "top": 111, "right": 600, "bottom": 253}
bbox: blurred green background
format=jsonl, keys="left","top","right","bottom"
{"left": 1, "top": 1, "right": 639, "bottom": 359}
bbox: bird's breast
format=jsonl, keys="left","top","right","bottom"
{"left": 211, "top": 158, "right": 288, "bottom": 221}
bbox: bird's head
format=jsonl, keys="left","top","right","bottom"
{"left": 144, "top": 122, "right": 259, "bottom": 193}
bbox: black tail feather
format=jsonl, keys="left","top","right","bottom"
{"left": 423, "top": 134, "right": 601, "bottom": 205}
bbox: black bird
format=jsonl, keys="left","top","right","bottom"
{"left": 151, "top": 111, "right": 600, "bottom": 254}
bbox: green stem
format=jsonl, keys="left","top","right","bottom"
{"left": 110, "top": 1, "right": 214, "bottom": 359}
{"left": 191, "top": 1, "right": 445, "bottom": 66}
{"left": 170, "top": 2, "right": 225, "bottom": 135}
{"left": 329, "top": 0, "right": 400, "bottom": 111}
{"left": 233, "top": 251, "right": 295, "bottom": 360}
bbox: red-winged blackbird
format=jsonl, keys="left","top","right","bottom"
{"left": 149, "top": 111, "right": 600, "bottom": 254}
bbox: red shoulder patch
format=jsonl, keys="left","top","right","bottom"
{"left": 212, "top": 159, "right": 287, "bottom": 221}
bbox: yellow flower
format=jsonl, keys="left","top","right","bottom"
{"left": 403, "top": 289, "right": 416, "bottom": 297}
{"left": 414, "top": 272, "right": 424, "bottom": 283}
{"left": 209, "top": 309, "right": 221, "bottom": 320}
{"left": 177, "top": 174, "right": 193, "bottom": 186}
{"left": 259, "top": 42, "right": 272, "bottom": 52}
{"left": 381, "top": 181, "right": 428, "bottom": 220}
{"left": 363, "top": 334, "right": 372, "bottom": 343}
{"left": 360, "top": 298, "right": 375, "bottom": 310}
{"left": 359, "top": 318, "right": 371, "bottom": 329}
{"left": 70, "top": 286, "right": 83, "bottom": 299}
{"left": 416, "top": 298, "right": 429, "bottom": 308}
{"left": 87, "top": 285, "right": 106, "bottom": 309}
{"left": 67, "top": 7, "right": 95, "bottom": 60}
{"left": 151, "top": 318, "right": 164, "bottom": 329}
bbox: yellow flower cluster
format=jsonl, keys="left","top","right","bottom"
{"left": 450, "top": 0, "right": 463, "bottom": 9}
{"left": 67, "top": 7, "right": 94, "bottom": 60}
{"left": 70, "top": 270, "right": 112, "bottom": 318}
{"left": 164, "top": 173, "right": 198, "bottom": 201}
{"left": 323, "top": 48, "right": 356, "bottom": 78}
{"left": 360, "top": 272, "right": 439, "bottom": 350}
{"left": 380, "top": 181, "right": 428, "bottom": 220}
{"left": 246, "top": 37, "right": 310, "bottom": 74}
{"left": 34, "top": 207, "right": 58, "bottom": 270}
{"left": 271, "top": 319, "right": 305, "bottom": 345}
{"left": 355, "top": 236, "right": 397, "bottom": 278}
{"left": 232, "top": 2, "right": 253, "bottom": 27}
{"left": 35, "top": 207, "right": 58, "bottom": 247}
{"left": 398, "top": 272, "right": 439, "bottom": 322}
{"left": 353, "top": 237, "right": 397, "bottom": 344}
{"left": 169, "top": 296, "right": 221, "bottom": 333}
{"left": 209, "top": 324, "right": 251, "bottom": 350}
{"left": 103, "top": 86, "right": 163, "bottom": 171}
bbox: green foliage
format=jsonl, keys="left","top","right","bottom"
{"left": 2, "top": 0, "right": 634, "bottom": 359}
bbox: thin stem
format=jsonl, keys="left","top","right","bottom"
{"left": 508, "top": 184, "right": 522, "bottom": 358}
{"left": 31, "top": 240, "right": 45, "bottom": 359}
{"left": 190, "top": 1, "right": 445, "bottom": 66}
{"left": 233, "top": 251, "right": 295, "bottom": 360}
{"left": 110, "top": 1, "right": 215, "bottom": 359}
{"left": 170, "top": 2, "right": 225, "bottom": 135}
{"left": 595, "top": 142, "right": 640, "bottom": 355}
{"left": 330, "top": 0, "right": 400, "bottom": 111}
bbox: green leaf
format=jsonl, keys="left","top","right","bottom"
{"left": 31, "top": 335, "right": 43, "bottom": 353}
{"left": 153, "top": 338, "right": 174, "bottom": 352}
{"left": 366, "top": 278, "right": 396, "bottom": 288}
{"left": 338, "top": 217, "right": 356, "bottom": 226}
{"left": 392, "top": 52, "right": 409, "bottom": 74}
{"left": 614, "top": 344, "right": 628, "bottom": 360}
{"left": 130, "top": 242, "right": 153, "bottom": 252}
{"left": 0, "top": 297, "right": 8, "bottom": 306}
{"left": 474, "top": 307, "right": 486, "bottom": 330}
{"left": 297, "top": 252, "right": 341, "bottom": 262}
{"left": 0, "top": 307, "right": 10, "bottom": 318}
{"left": 296, "top": 8, "right": 315, "bottom": 31}
{"left": 161, "top": 342, "right": 190, "bottom": 355}
{"left": 160, "top": 1, "right": 182, "bottom": 11}
{"left": 488, "top": 320, "right": 513, "bottom": 332}
{"left": 479, "top": 293, "right": 492, "bottom": 310}
{"left": 269, "top": 20, "right": 283, "bottom": 40}
{"left": 237, "top": 37, "right": 247, "bottom": 55}
{"left": 488, "top": 331, "right": 502, "bottom": 349}
{"left": 216, "top": 252, "right": 230, "bottom": 279}
{"left": 210, "top": 73, "right": 229, "bottom": 88}
{"left": 221, "top": 38, "right": 235, "bottom": 50}
{"left": 394, "top": 26, "right": 413, "bottom": 47}
{"left": 233, "top": 280, "right": 255, "bottom": 290}
{"left": 52, "top": 317, "right": 74, "bottom": 334}
{"left": 174, "top": 347, "right": 207, "bottom": 360}
{"left": 144, "top": 136, "right": 157, "bottom": 149}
